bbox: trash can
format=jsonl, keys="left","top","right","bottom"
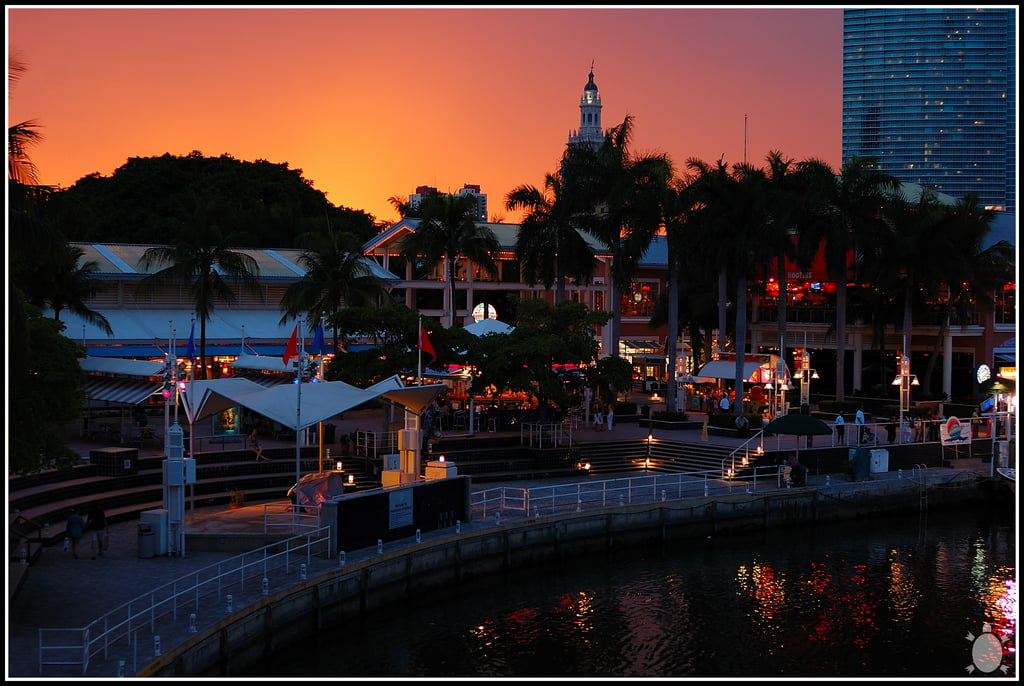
{"left": 137, "top": 524, "right": 155, "bottom": 559}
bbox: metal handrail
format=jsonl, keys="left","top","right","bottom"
{"left": 38, "top": 526, "right": 333, "bottom": 676}
{"left": 471, "top": 466, "right": 785, "bottom": 520}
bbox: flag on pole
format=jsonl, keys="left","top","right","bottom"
{"left": 283, "top": 324, "right": 299, "bottom": 367}
{"left": 312, "top": 321, "right": 325, "bottom": 356}
{"left": 185, "top": 320, "right": 196, "bottom": 361}
{"left": 419, "top": 323, "right": 436, "bottom": 364}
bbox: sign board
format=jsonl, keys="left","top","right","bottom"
{"left": 940, "top": 416, "right": 972, "bottom": 445}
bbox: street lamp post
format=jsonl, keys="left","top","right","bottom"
{"left": 798, "top": 350, "right": 819, "bottom": 411}
{"left": 891, "top": 354, "right": 920, "bottom": 440}
{"left": 645, "top": 428, "right": 653, "bottom": 471}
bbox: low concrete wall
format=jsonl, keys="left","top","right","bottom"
{"left": 144, "top": 475, "right": 989, "bottom": 677}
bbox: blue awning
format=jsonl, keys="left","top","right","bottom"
{"left": 84, "top": 377, "right": 163, "bottom": 405}
{"left": 84, "top": 344, "right": 286, "bottom": 358}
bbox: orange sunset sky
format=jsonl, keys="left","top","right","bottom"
{"left": 7, "top": 5, "right": 844, "bottom": 227}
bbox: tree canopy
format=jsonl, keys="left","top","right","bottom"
{"left": 49, "top": 151, "right": 382, "bottom": 246}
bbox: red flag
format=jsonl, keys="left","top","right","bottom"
{"left": 282, "top": 325, "right": 299, "bottom": 367}
{"left": 419, "top": 324, "right": 436, "bottom": 363}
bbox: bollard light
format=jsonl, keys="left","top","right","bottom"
{"left": 415, "top": 528, "right": 422, "bottom": 543}
{"left": 300, "top": 563, "right": 307, "bottom": 581}
{"left": 188, "top": 613, "right": 197, "bottom": 634}
{"left": 377, "top": 539, "right": 383, "bottom": 554}
{"left": 153, "top": 635, "right": 161, "bottom": 657}
{"left": 117, "top": 660, "right": 126, "bottom": 678}
{"left": 456, "top": 519, "right": 462, "bottom": 533}
{"left": 226, "top": 594, "right": 233, "bottom": 614}
{"left": 262, "top": 577, "right": 269, "bottom": 596}
{"left": 338, "top": 550, "right": 347, "bottom": 567}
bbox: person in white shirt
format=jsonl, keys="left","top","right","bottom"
{"left": 855, "top": 406, "right": 866, "bottom": 443}
{"left": 719, "top": 394, "right": 730, "bottom": 413}
{"left": 835, "top": 414, "right": 846, "bottom": 444}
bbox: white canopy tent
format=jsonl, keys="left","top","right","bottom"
{"left": 695, "top": 355, "right": 790, "bottom": 385}
{"left": 226, "top": 353, "right": 297, "bottom": 374}
{"left": 179, "top": 374, "right": 446, "bottom": 430}
{"left": 464, "top": 318, "right": 514, "bottom": 337}
{"left": 79, "top": 357, "right": 166, "bottom": 377}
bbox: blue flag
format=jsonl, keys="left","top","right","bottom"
{"left": 312, "top": 321, "right": 325, "bottom": 355}
{"left": 185, "top": 321, "right": 196, "bottom": 360}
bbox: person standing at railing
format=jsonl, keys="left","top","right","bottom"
{"left": 855, "top": 406, "right": 866, "bottom": 443}
{"left": 834, "top": 414, "right": 845, "bottom": 445}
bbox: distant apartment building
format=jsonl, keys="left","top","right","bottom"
{"left": 842, "top": 7, "right": 1016, "bottom": 213}
{"left": 408, "top": 183, "right": 488, "bottom": 221}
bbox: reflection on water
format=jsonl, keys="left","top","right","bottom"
{"left": 245, "top": 505, "right": 1016, "bottom": 678}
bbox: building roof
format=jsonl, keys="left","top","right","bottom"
{"left": 69, "top": 243, "right": 400, "bottom": 282}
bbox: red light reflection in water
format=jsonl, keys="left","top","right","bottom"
{"left": 983, "top": 573, "right": 1017, "bottom": 665}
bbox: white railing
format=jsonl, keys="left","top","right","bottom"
{"left": 38, "top": 527, "right": 332, "bottom": 676}
{"left": 471, "top": 467, "right": 784, "bottom": 520}
{"left": 261, "top": 500, "right": 323, "bottom": 534}
{"left": 355, "top": 430, "right": 398, "bottom": 456}
{"left": 520, "top": 422, "right": 571, "bottom": 449}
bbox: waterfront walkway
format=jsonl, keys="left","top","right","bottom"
{"left": 6, "top": 403, "right": 997, "bottom": 679}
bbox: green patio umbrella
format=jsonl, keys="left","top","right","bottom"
{"left": 763, "top": 413, "right": 834, "bottom": 474}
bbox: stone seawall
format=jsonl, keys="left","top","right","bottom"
{"left": 143, "top": 475, "right": 992, "bottom": 677}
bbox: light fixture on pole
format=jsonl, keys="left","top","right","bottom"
{"left": 798, "top": 349, "right": 819, "bottom": 409}
{"left": 890, "top": 354, "right": 919, "bottom": 426}
{"left": 774, "top": 352, "right": 787, "bottom": 418}
{"left": 645, "top": 428, "right": 653, "bottom": 470}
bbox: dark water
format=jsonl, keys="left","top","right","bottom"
{"left": 246, "top": 503, "right": 1017, "bottom": 678}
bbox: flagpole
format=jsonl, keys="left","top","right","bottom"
{"left": 187, "top": 316, "right": 195, "bottom": 523}
{"left": 293, "top": 317, "right": 303, "bottom": 517}
{"left": 315, "top": 318, "right": 325, "bottom": 473}
{"left": 418, "top": 316, "right": 423, "bottom": 386}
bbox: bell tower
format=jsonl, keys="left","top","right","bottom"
{"left": 568, "top": 61, "right": 603, "bottom": 150}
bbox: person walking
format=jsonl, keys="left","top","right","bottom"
{"left": 855, "top": 405, "right": 866, "bottom": 443}
{"left": 835, "top": 413, "right": 845, "bottom": 445}
{"left": 65, "top": 508, "right": 86, "bottom": 560}
{"left": 605, "top": 403, "right": 614, "bottom": 432}
{"left": 86, "top": 505, "right": 107, "bottom": 559}
{"left": 250, "top": 429, "right": 269, "bottom": 461}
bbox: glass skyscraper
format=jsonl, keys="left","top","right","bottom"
{"left": 842, "top": 8, "right": 1016, "bottom": 213}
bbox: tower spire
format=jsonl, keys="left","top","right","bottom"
{"left": 568, "top": 62, "right": 603, "bottom": 150}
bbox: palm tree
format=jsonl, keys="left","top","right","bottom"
{"left": 279, "top": 222, "right": 390, "bottom": 355}
{"left": 657, "top": 177, "right": 692, "bottom": 412}
{"left": 918, "top": 194, "right": 1014, "bottom": 394}
{"left": 798, "top": 157, "right": 900, "bottom": 401}
{"left": 505, "top": 171, "right": 597, "bottom": 304}
{"left": 33, "top": 244, "right": 114, "bottom": 337}
{"left": 724, "top": 162, "right": 773, "bottom": 414}
{"left": 135, "top": 195, "right": 262, "bottom": 378}
{"left": 870, "top": 186, "right": 949, "bottom": 395}
{"left": 684, "top": 157, "right": 735, "bottom": 358}
{"left": 561, "top": 115, "right": 671, "bottom": 356}
{"left": 395, "top": 191, "right": 499, "bottom": 328}
{"left": 761, "top": 150, "right": 823, "bottom": 362}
